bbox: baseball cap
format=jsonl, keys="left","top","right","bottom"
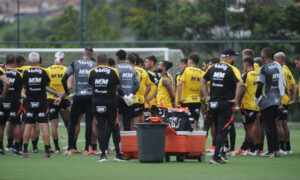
{"left": 54, "top": 51, "right": 64, "bottom": 63}
{"left": 221, "top": 48, "right": 239, "bottom": 57}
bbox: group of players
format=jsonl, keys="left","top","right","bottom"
{"left": 0, "top": 46, "right": 298, "bottom": 163}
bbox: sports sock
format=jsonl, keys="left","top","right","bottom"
{"left": 36, "top": 137, "right": 39, "bottom": 144}
{"left": 286, "top": 142, "right": 291, "bottom": 151}
{"left": 259, "top": 144, "right": 263, "bottom": 151}
{"left": 249, "top": 142, "right": 255, "bottom": 152}
{"left": 279, "top": 141, "right": 285, "bottom": 150}
{"left": 212, "top": 140, "right": 216, "bottom": 146}
{"left": 0, "top": 141, "right": 3, "bottom": 149}
{"left": 32, "top": 140, "right": 37, "bottom": 150}
{"left": 224, "top": 140, "right": 229, "bottom": 148}
{"left": 240, "top": 141, "right": 246, "bottom": 150}
{"left": 24, "top": 144, "right": 28, "bottom": 153}
{"left": 92, "top": 144, "right": 97, "bottom": 151}
{"left": 53, "top": 139, "right": 59, "bottom": 150}
{"left": 74, "top": 138, "right": 78, "bottom": 149}
{"left": 15, "top": 142, "right": 20, "bottom": 152}
{"left": 7, "top": 138, "right": 14, "bottom": 146}
{"left": 45, "top": 145, "right": 50, "bottom": 154}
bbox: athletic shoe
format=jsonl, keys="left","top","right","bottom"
{"left": 227, "top": 151, "right": 236, "bottom": 157}
{"left": 5, "top": 145, "right": 14, "bottom": 152}
{"left": 22, "top": 152, "right": 29, "bottom": 158}
{"left": 224, "top": 147, "right": 231, "bottom": 153}
{"left": 32, "top": 149, "right": 39, "bottom": 153}
{"left": 97, "top": 154, "right": 107, "bottom": 162}
{"left": 49, "top": 149, "right": 55, "bottom": 154}
{"left": 64, "top": 150, "right": 73, "bottom": 155}
{"left": 247, "top": 151, "right": 257, "bottom": 156}
{"left": 72, "top": 148, "right": 81, "bottom": 153}
{"left": 63, "top": 146, "right": 68, "bottom": 150}
{"left": 279, "top": 149, "right": 287, "bottom": 155}
{"left": 207, "top": 145, "right": 215, "bottom": 152}
{"left": 240, "top": 151, "right": 248, "bottom": 156}
{"left": 206, "top": 152, "right": 214, "bottom": 156}
{"left": 260, "top": 151, "right": 276, "bottom": 157}
{"left": 210, "top": 157, "right": 226, "bottom": 164}
{"left": 44, "top": 153, "right": 51, "bottom": 158}
{"left": 114, "top": 153, "right": 129, "bottom": 162}
{"left": 110, "top": 146, "right": 116, "bottom": 151}
{"left": 235, "top": 148, "right": 243, "bottom": 155}
{"left": 220, "top": 155, "right": 228, "bottom": 163}
{"left": 13, "top": 149, "right": 24, "bottom": 155}
{"left": 0, "top": 149, "right": 5, "bottom": 155}
{"left": 259, "top": 150, "right": 264, "bottom": 155}
{"left": 54, "top": 150, "right": 60, "bottom": 154}
{"left": 89, "top": 149, "right": 100, "bottom": 155}
{"left": 287, "top": 150, "right": 293, "bottom": 155}
{"left": 83, "top": 150, "right": 89, "bottom": 156}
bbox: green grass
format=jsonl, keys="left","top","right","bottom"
{"left": 1, "top": 127, "right": 300, "bottom": 180}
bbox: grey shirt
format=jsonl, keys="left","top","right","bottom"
{"left": 65, "top": 59, "right": 97, "bottom": 96}
{"left": 115, "top": 62, "right": 139, "bottom": 96}
{"left": 257, "top": 61, "right": 285, "bottom": 110}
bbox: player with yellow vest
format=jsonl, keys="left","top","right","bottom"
{"left": 274, "top": 52, "right": 297, "bottom": 155}
{"left": 174, "top": 59, "right": 187, "bottom": 107}
{"left": 46, "top": 52, "right": 73, "bottom": 153}
{"left": 242, "top": 49, "right": 261, "bottom": 73}
{"left": 238, "top": 58, "right": 260, "bottom": 156}
{"left": 157, "top": 61, "right": 175, "bottom": 117}
{"left": 178, "top": 53, "right": 204, "bottom": 130}
{"left": 131, "top": 54, "right": 151, "bottom": 128}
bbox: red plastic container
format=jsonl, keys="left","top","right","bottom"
{"left": 120, "top": 131, "right": 138, "bottom": 159}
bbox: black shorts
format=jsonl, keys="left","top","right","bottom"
{"left": 181, "top": 103, "right": 201, "bottom": 121}
{"left": 139, "top": 103, "right": 144, "bottom": 114}
{"left": 278, "top": 105, "right": 288, "bottom": 121}
{"left": 93, "top": 99, "right": 117, "bottom": 126}
{"left": 48, "top": 99, "right": 70, "bottom": 120}
{"left": 24, "top": 99, "right": 49, "bottom": 124}
{"left": 209, "top": 101, "right": 234, "bottom": 131}
{"left": 144, "top": 105, "right": 158, "bottom": 120}
{"left": 0, "top": 99, "right": 22, "bottom": 125}
{"left": 241, "top": 109, "right": 258, "bottom": 125}
{"left": 132, "top": 103, "right": 141, "bottom": 118}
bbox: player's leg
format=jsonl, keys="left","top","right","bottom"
{"left": 283, "top": 119, "right": 292, "bottom": 154}
{"left": 49, "top": 100, "right": 60, "bottom": 153}
{"left": 131, "top": 103, "right": 140, "bottom": 130}
{"left": 37, "top": 99, "right": 51, "bottom": 157}
{"left": 0, "top": 123, "right": 5, "bottom": 154}
{"left": 11, "top": 101, "right": 23, "bottom": 155}
{"left": 229, "top": 122, "right": 236, "bottom": 153}
{"left": 276, "top": 108, "right": 285, "bottom": 154}
{"left": 5, "top": 121, "right": 14, "bottom": 151}
{"left": 30, "top": 122, "right": 38, "bottom": 153}
{"left": 83, "top": 97, "right": 93, "bottom": 154}
{"left": 60, "top": 106, "right": 70, "bottom": 129}
{"left": 90, "top": 118, "right": 98, "bottom": 154}
{"left": 138, "top": 104, "right": 145, "bottom": 123}
{"left": 22, "top": 123, "right": 34, "bottom": 157}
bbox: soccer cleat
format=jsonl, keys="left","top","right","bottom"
{"left": 22, "top": 152, "right": 29, "bottom": 158}
{"left": 279, "top": 149, "right": 287, "bottom": 155}
{"left": 72, "top": 148, "right": 81, "bottom": 153}
{"left": 247, "top": 151, "right": 258, "bottom": 156}
{"left": 240, "top": 151, "right": 248, "bottom": 156}
{"left": 227, "top": 151, "right": 236, "bottom": 157}
{"left": 64, "top": 150, "right": 73, "bottom": 155}
{"left": 54, "top": 149, "right": 60, "bottom": 154}
{"left": 259, "top": 150, "right": 264, "bottom": 155}
{"left": 0, "top": 149, "right": 5, "bottom": 155}
{"left": 114, "top": 153, "right": 129, "bottom": 162}
{"left": 286, "top": 150, "right": 293, "bottom": 155}
{"left": 32, "top": 149, "right": 39, "bottom": 153}
{"left": 13, "top": 149, "right": 24, "bottom": 156}
{"left": 224, "top": 147, "right": 231, "bottom": 153}
{"left": 220, "top": 155, "right": 228, "bottom": 163}
{"left": 235, "top": 148, "right": 243, "bottom": 155}
{"left": 206, "top": 152, "right": 214, "bottom": 156}
{"left": 210, "top": 157, "right": 226, "bottom": 164}
{"left": 260, "top": 151, "right": 276, "bottom": 157}
{"left": 5, "top": 145, "right": 14, "bottom": 152}
{"left": 49, "top": 149, "right": 55, "bottom": 154}
{"left": 44, "top": 153, "right": 51, "bottom": 158}
{"left": 83, "top": 150, "right": 89, "bottom": 156}
{"left": 97, "top": 154, "right": 107, "bottom": 162}
{"left": 207, "top": 145, "right": 215, "bottom": 152}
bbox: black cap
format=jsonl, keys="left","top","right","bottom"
{"left": 221, "top": 48, "right": 239, "bottom": 57}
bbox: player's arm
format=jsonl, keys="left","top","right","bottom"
{"left": 46, "top": 87, "right": 59, "bottom": 97}
{"left": 132, "top": 71, "right": 140, "bottom": 95}
{"left": 145, "top": 86, "right": 158, "bottom": 103}
{"left": 0, "top": 74, "right": 9, "bottom": 99}
{"left": 162, "top": 77, "right": 175, "bottom": 107}
{"left": 61, "top": 62, "right": 75, "bottom": 96}
{"left": 288, "top": 83, "right": 297, "bottom": 105}
{"left": 200, "top": 78, "right": 209, "bottom": 102}
{"left": 144, "top": 83, "right": 151, "bottom": 100}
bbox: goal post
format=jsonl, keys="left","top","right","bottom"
{"left": 0, "top": 48, "right": 184, "bottom": 76}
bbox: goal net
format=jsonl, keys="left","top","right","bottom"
{"left": 0, "top": 48, "right": 184, "bottom": 77}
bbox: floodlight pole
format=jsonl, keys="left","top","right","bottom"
{"left": 84, "top": 0, "right": 88, "bottom": 45}
{"left": 155, "top": 0, "right": 159, "bottom": 47}
{"left": 80, "top": 0, "right": 84, "bottom": 48}
{"left": 224, "top": 0, "right": 229, "bottom": 48}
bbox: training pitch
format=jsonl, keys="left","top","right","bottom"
{"left": 0, "top": 127, "right": 299, "bottom": 180}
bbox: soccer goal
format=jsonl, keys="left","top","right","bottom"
{"left": 0, "top": 48, "right": 184, "bottom": 76}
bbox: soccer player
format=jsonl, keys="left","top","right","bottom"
{"left": 115, "top": 50, "right": 139, "bottom": 131}
{"left": 22, "top": 52, "right": 51, "bottom": 158}
{"left": 174, "top": 59, "right": 187, "bottom": 107}
{"left": 62, "top": 47, "right": 97, "bottom": 155}
{"left": 0, "top": 56, "right": 10, "bottom": 155}
{"left": 254, "top": 57, "right": 263, "bottom": 67}
{"left": 274, "top": 52, "right": 296, "bottom": 155}
{"left": 0, "top": 55, "right": 23, "bottom": 155}
{"left": 201, "top": 48, "right": 244, "bottom": 164}
{"left": 144, "top": 55, "right": 160, "bottom": 119}
{"left": 177, "top": 53, "right": 204, "bottom": 130}
{"left": 255, "top": 47, "right": 286, "bottom": 157}
{"left": 157, "top": 61, "right": 175, "bottom": 117}
{"left": 108, "top": 58, "right": 116, "bottom": 67}
{"left": 242, "top": 49, "right": 260, "bottom": 72}
{"left": 238, "top": 58, "right": 260, "bottom": 156}
{"left": 88, "top": 53, "right": 128, "bottom": 162}
{"left": 46, "top": 52, "right": 73, "bottom": 153}
{"left": 131, "top": 53, "right": 151, "bottom": 129}
{"left": 202, "top": 59, "right": 210, "bottom": 71}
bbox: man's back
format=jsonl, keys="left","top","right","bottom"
{"left": 115, "top": 62, "right": 139, "bottom": 96}
{"left": 65, "top": 59, "right": 97, "bottom": 96}
{"left": 47, "top": 64, "right": 68, "bottom": 99}
{"left": 257, "top": 61, "right": 281, "bottom": 110}
{"left": 5, "top": 68, "right": 22, "bottom": 100}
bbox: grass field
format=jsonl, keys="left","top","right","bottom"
{"left": 0, "top": 126, "right": 300, "bottom": 180}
